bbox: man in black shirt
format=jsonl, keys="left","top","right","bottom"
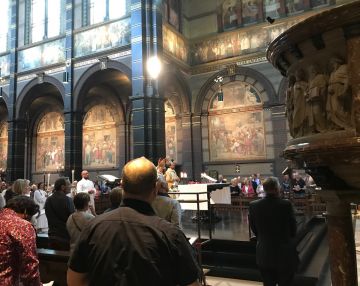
{"left": 45, "top": 177, "right": 74, "bottom": 250}
{"left": 67, "top": 157, "right": 200, "bottom": 286}
{"left": 249, "top": 177, "right": 298, "bottom": 286}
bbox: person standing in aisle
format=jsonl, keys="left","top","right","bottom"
{"left": 77, "top": 170, "right": 96, "bottom": 215}
{"left": 249, "top": 177, "right": 298, "bottom": 286}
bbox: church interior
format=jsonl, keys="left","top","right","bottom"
{"left": 0, "top": 0, "right": 360, "bottom": 285}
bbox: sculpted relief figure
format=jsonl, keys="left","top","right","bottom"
{"left": 354, "top": 93, "right": 360, "bottom": 135}
{"left": 326, "top": 57, "right": 352, "bottom": 130}
{"left": 285, "top": 75, "right": 295, "bottom": 137}
{"left": 306, "top": 65, "right": 327, "bottom": 134}
{"left": 292, "top": 70, "right": 308, "bottom": 137}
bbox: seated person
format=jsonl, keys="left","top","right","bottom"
{"left": 292, "top": 173, "right": 306, "bottom": 197}
{"left": 230, "top": 178, "right": 241, "bottom": 196}
{"left": 104, "top": 187, "right": 123, "bottom": 213}
{"left": 66, "top": 193, "right": 95, "bottom": 253}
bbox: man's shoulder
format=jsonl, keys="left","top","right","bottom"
{"left": 85, "top": 207, "right": 181, "bottom": 238}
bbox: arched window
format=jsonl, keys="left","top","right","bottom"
{"left": 0, "top": 122, "right": 8, "bottom": 170}
{"left": 164, "top": 100, "right": 177, "bottom": 161}
{"left": 208, "top": 81, "right": 266, "bottom": 161}
{"left": 0, "top": 0, "right": 10, "bottom": 53}
{"left": 30, "top": 0, "right": 64, "bottom": 43}
{"left": 36, "top": 112, "right": 65, "bottom": 171}
{"left": 88, "top": 0, "right": 128, "bottom": 25}
{"left": 83, "top": 105, "right": 117, "bottom": 169}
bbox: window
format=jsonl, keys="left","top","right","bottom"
{"left": 0, "top": 0, "right": 10, "bottom": 53}
{"left": 88, "top": 0, "right": 127, "bottom": 26}
{"left": 30, "top": 0, "right": 63, "bottom": 43}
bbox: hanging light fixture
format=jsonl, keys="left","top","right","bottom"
{"left": 214, "top": 76, "right": 224, "bottom": 102}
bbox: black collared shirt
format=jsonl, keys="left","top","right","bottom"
{"left": 45, "top": 191, "right": 75, "bottom": 240}
{"left": 69, "top": 198, "right": 199, "bottom": 286}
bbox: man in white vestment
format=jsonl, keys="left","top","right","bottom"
{"left": 76, "top": 170, "right": 96, "bottom": 215}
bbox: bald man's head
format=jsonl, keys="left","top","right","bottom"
{"left": 122, "top": 157, "right": 157, "bottom": 196}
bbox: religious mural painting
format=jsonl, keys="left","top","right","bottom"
{"left": 35, "top": 112, "right": 65, "bottom": 171}
{"left": 285, "top": 0, "right": 305, "bottom": 14}
{"left": 220, "top": 0, "right": 242, "bottom": 30}
{"left": 0, "top": 122, "right": 8, "bottom": 170}
{"left": 310, "top": 0, "right": 330, "bottom": 8}
{"left": 194, "top": 17, "right": 302, "bottom": 65}
{"left": 218, "top": 0, "right": 261, "bottom": 32}
{"left": 163, "top": 25, "right": 188, "bottom": 63}
{"left": 74, "top": 18, "right": 131, "bottom": 58}
{"left": 83, "top": 105, "right": 117, "bottom": 169}
{"left": 208, "top": 81, "right": 266, "bottom": 161}
{"left": 264, "top": 0, "right": 282, "bottom": 19}
{"left": 164, "top": 100, "right": 177, "bottom": 162}
{"left": 18, "top": 38, "right": 65, "bottom": 72}
{"left": 163, "top": 0, "right": 181, "bottom": 31}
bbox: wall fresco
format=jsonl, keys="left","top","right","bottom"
{"left": 0, "top": 122, "right": 8, "bottom": 170}
{"left": 163, "top": 25, "right": 188, "bottom": 63}
{"left": 74, "top": 18, "right": 131, "bottom": 58}
{"left": 83, "top": 105, "right": 117, "bottom": 169}
{"left": 18, "top": 38, "right": 65, "bottom": 72}
{"left": 208, "top": 81, "right": 266, "bottom": 161}
{"left": 36, "top": 112, "right": 65, "bottom": 171}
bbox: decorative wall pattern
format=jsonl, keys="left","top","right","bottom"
{"left": 18, "top": 38, "right": 66, "bottom": 72}
{"left": 208, "top": 81, "right": 266, "bottom": 161}
{"left": 35, "top": 112, "right": 65, "bottom": 171}
{"left": 83, "top": 105, "right": 117, "bottom": 169}
{"left": 0, "top": 122, "right": 8, "bottom": 170}
{"left": 163, "top": 25, "right": 188, "bottom": 63}
{"left": 74, "top": 18, "right": 131, "bottom": 58}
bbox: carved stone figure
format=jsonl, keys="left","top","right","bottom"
{"left": 353, "top": 94, "right": 360, "bottom": 135}
{"left": 326, "top": 57, "right": 352, "bottom": 129}
{"left": 307, "top": 65, "right": 327, "bottom": 133}
{"left": 292, "top": 70, "right": 308, "bottom": 137}
{"left": 285, "top": 75, "right": 295, "bottom": 137}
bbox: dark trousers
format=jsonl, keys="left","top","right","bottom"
{"left": 259, "top": 267, "right": 295, "bottom": 286}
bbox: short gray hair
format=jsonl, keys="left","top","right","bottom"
{"left": 263, "top": 177, "right": 280, "bottom": 194}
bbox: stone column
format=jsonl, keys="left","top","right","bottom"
{"left": 130, "top": 0, "right": 165, "bottom": 163}
{"left": 191, "top": 113, "right": 203, "bottom": 181}
{"left": 6, "top": 1, "right": 19, "bottom": 182}
{"left": 181, "top": 113, "right": 193, "bottom": 179}
{"left": 63, "top": 0, "right": 79, "bottom": 181}
{"left": 7, "top": 119, "right": 26, "bottom": 181}
{"left": 326, "top": 200, "right": 357, "bottom": 286}
{"left": 64, "top": 111, "right": 83, "bottom": 182}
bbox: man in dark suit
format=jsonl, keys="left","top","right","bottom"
{"left": 249, "top": 177, "right": 298, "bottom": 286}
